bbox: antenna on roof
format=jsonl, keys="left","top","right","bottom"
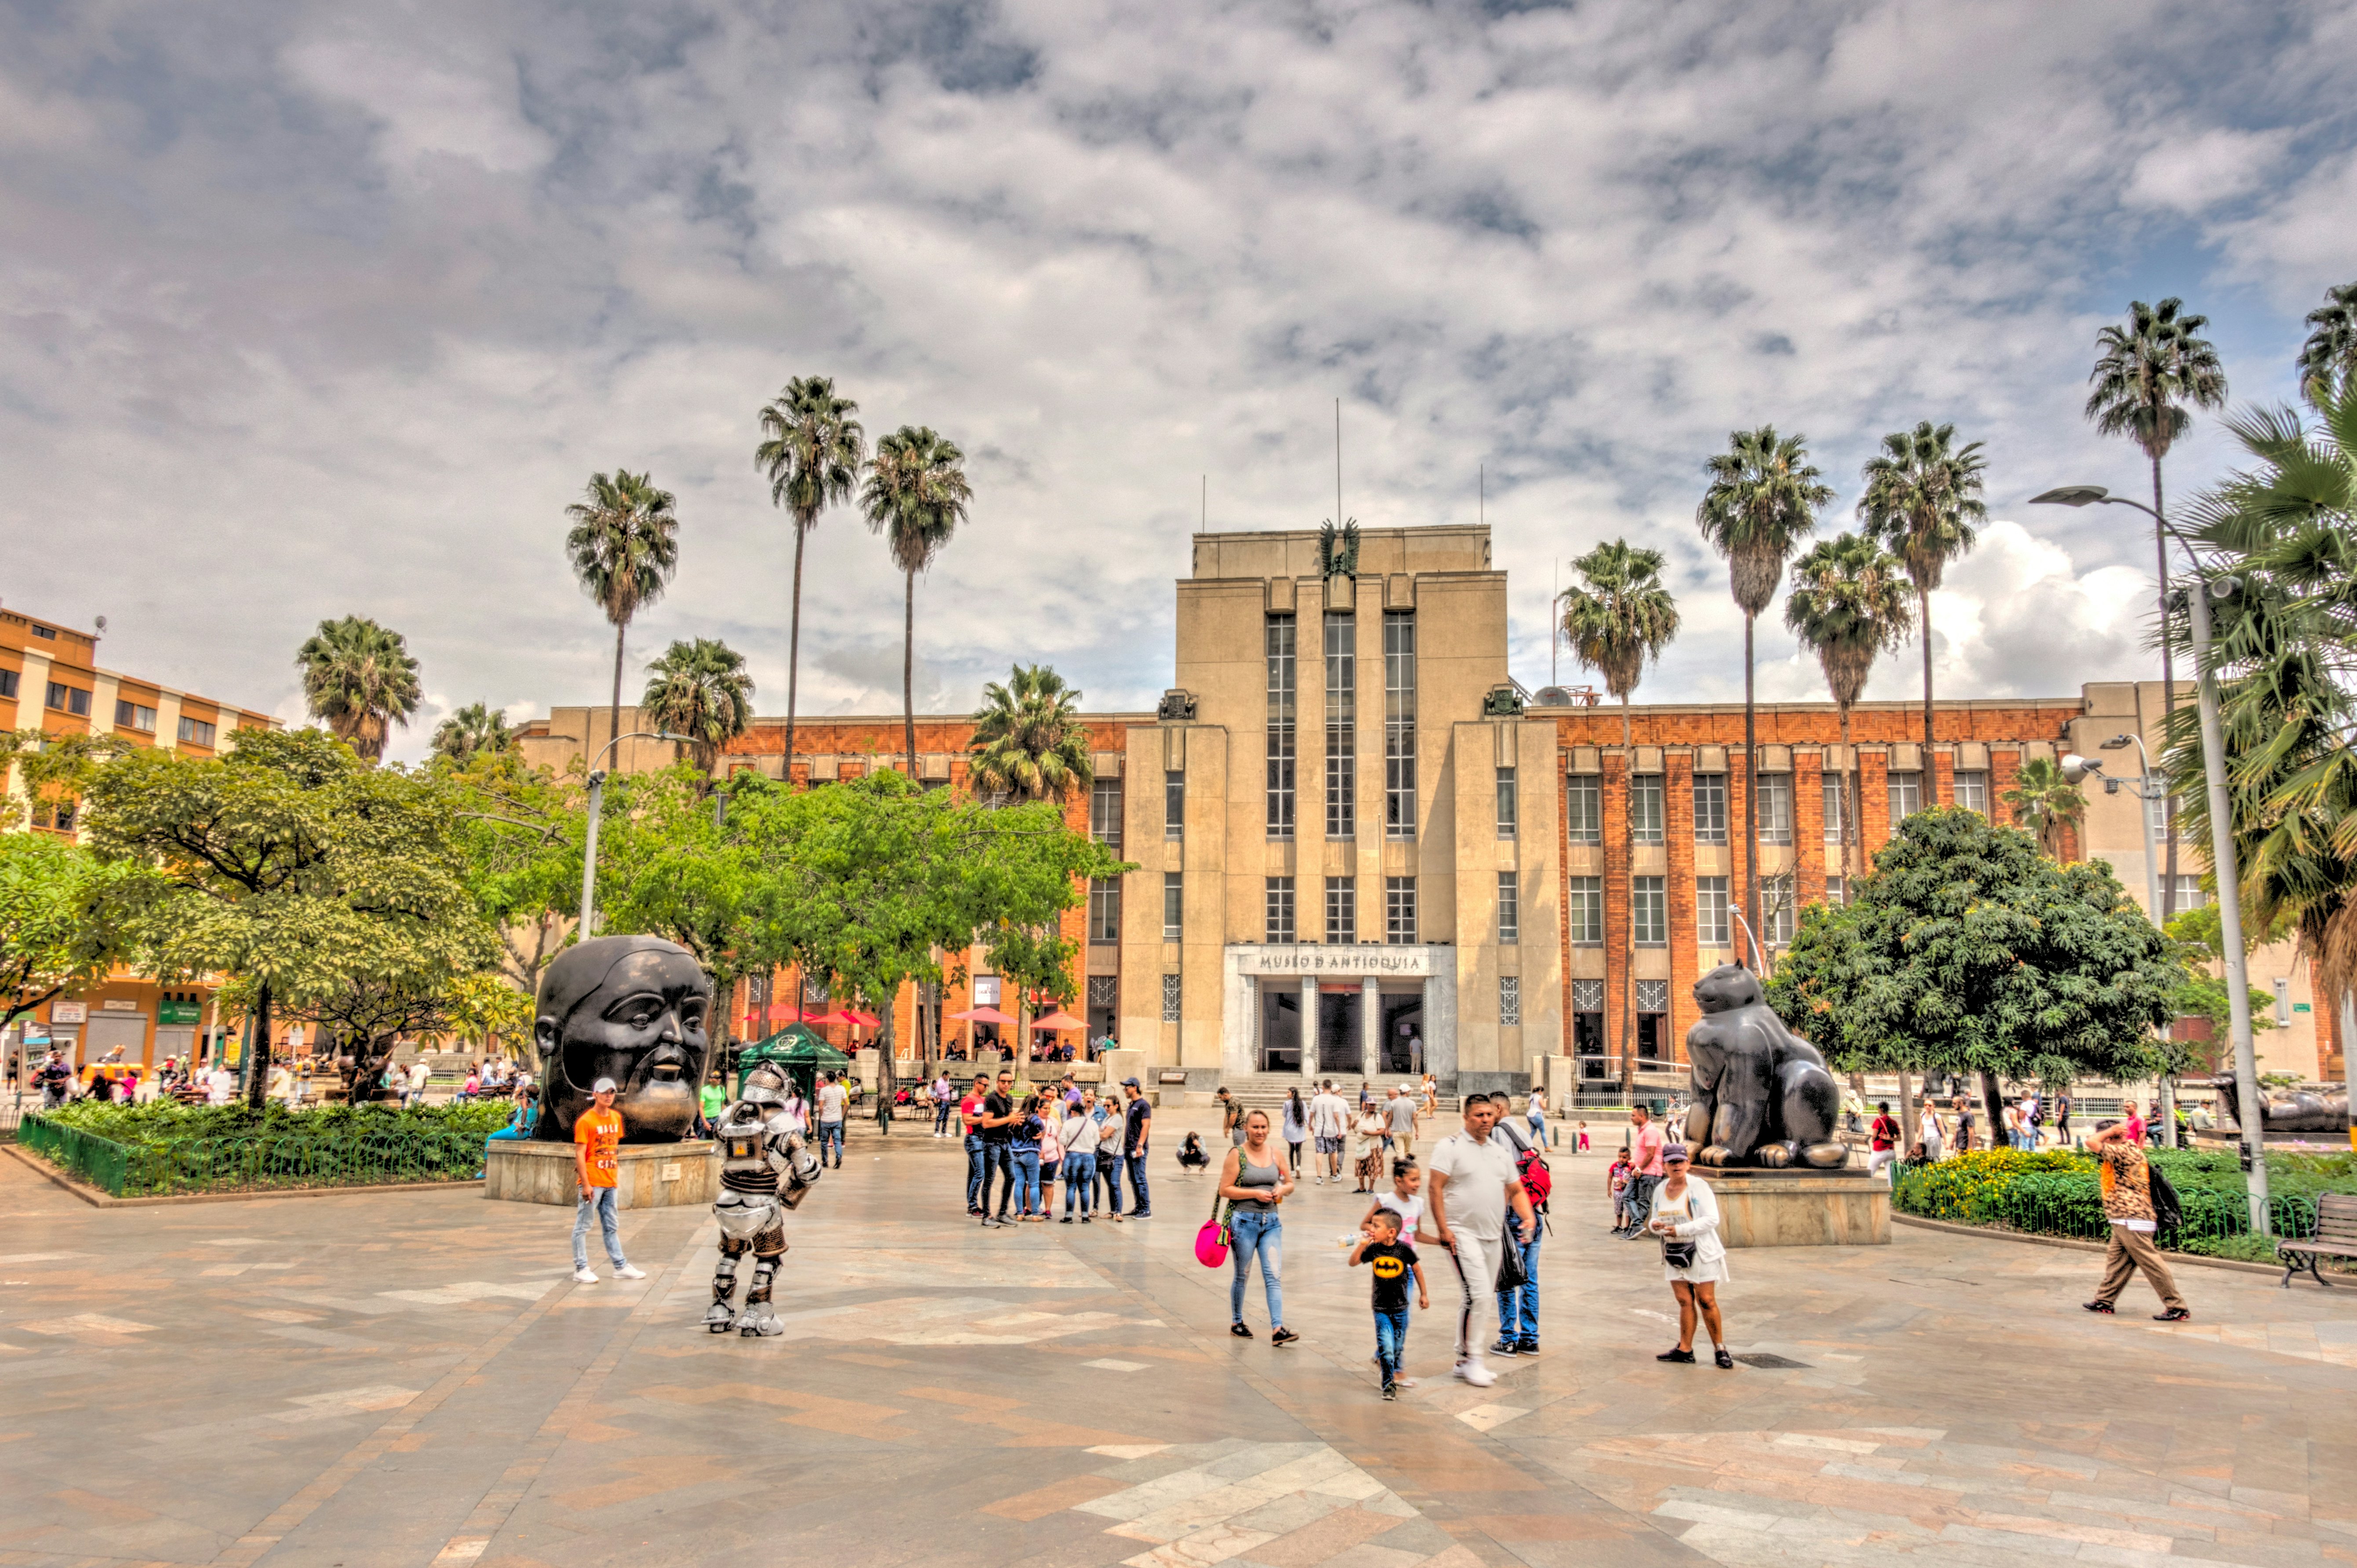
{"left": 94, "top": 615, "right": 107, "bottom": 637}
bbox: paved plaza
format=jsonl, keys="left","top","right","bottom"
{"left": 4, "top": 1121, "right": 2355, "bottom": 1568}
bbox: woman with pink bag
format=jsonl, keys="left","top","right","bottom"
{"left": 1215, "top": 1110, "right": 1299, "bottom": 1346}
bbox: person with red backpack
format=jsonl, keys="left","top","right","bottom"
{"left": 1488, "top": 1092, "right": 1550, "bottom": 1358}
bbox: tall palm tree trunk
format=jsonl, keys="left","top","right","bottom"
{"left": 2152, "top": 453, "right": 2178, "bottom": 917}
{"left": 1621, "top": 692, "right": 1635, "bottom": 1100}
{"left": 609, "top": 622, "right": 627, "bottom": 765}
{"left": 1743, "top": 611, "right": 1760, "bottom": 964}
{"left": 786, "top": 520, "right": 809, "bottom": 780}
{"left": 903, "top": 566, "right": 918, "bottom": 773}
{"left": 1919, "top": 586, "right": 1935, "bottom": 755}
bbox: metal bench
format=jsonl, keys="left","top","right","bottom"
{"left": 2279, "top": 1193, "right": 2357, "bottom": 1288}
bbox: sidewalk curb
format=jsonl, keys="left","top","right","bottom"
{"left": 0, "top": 1142, "right": 484, "bottom": 1209}
{"left": 1891, "top": 1211, "right": 2324, "bottom": 1282}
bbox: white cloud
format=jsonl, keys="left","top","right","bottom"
{"left": 2125, "top": 127, "right": 2291, "bottom": 214}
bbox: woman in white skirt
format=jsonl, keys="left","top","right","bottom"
{"left": 1644, "top": 1145, "right": 1733, "bottom": 1368}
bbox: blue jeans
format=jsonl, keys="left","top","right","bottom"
{"left": 1373, "top": 1305, "right": 1411, "bottom": 1387}
{"left": 1124, "top": 1151, "right": 1151, "bottom": 1215}
{"left": 1229, "top": 1210, "right": 1284, "bottom": 1326}
{"left": 572, "top": 1186, "right": 624, "bottom": 1270}
{"left": 819, "top": 1121, "right": 844, "bottom": 1164}
{"left": 965, "top": 1135, "right": 987, "bottom": 1208}
{"left": 1063, "top": 1151, "right": 1097, "bottom": 1215}
{"left": 980, "top": 1143, "right": 1013, "bottom": 1215}
{"left": 1013, "top": 1150, "right": 1042, "bottom": 1214}
{"left": 1496, "top": 1230, "right": 1541, "bottom": 1342}
{"left": 934, "top": 1101, "right": 953, "bottom": 1134}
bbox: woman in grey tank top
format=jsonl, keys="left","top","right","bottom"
{"left": 1219, "top": 1110, "right": 1298, "bottom": 1346}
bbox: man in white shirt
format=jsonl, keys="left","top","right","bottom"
{"left": 1426, "top": 1094, "right": 1537, "bottom": 1389}
{"left": 1308, "top": 1081, "right": 1350, "bottom": 1185}
{"left": 815, "top": 1071, "right": 849, "bottom": 1168}
{"left": 1385, "top": 1083, "right": 1420, "bottom": 1158}
{"left": 208, "top": 1065, "right": 235, "bottom": 1105}
{"left": 406, "top": 1059, "right": 432, "bottom": 1108}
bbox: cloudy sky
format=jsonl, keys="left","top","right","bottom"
{"left": 5, "top": 0, "right": 2351, "bottom": 760}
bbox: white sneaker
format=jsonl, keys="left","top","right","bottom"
{"left": 572, "top": 1267, "right": 598, "bottom": 1283}
{"left": 615, "top": 1264, "right": 646, "bottom": 1280}
{"left": 1454, "top": 1357, "right": 1496, "bottom": 1388}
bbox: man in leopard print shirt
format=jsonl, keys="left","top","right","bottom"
{"left": 2084, "top": 1119, "right": 2188, "bottom": 1320}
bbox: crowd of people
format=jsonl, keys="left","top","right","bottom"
{"left": 944, "top": 1069, "right": 1157, "bottom": 1228}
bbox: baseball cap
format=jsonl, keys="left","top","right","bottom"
{"left": 591, "top": 1077, "right": 619, "bottom": 1094}
{"left": 1122, "top": 1076, "right": 1141, "bottom": 1088}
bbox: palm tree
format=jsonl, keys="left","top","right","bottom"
{"left": 756, "top": 377, "right": 866, "bottom": 778}
{"left": 1559, "top": 540, "right": 1679, "bottom": 1097}
{"left": 565, "top": 469, "right": 681, "bottom": 767}
{"left": 1856, "top": 421, "right": 1987, "bottom": 757}
{"left": 862, "top": 425, "right": 973, "bottom": 771}
{"left": 2298, "top": 281, "right": 2357, "bottom": 401}
{"left": 968, "top": 664, "right": 1093, "bottom": 804}
{"left": 1785, "top": 534, "right": 1914, "bottom": 884}
{"left": 2000, "top": 757, "right": 2086, "bottom": 860}
{"left": 2087, "top": 298, "right": 2226, "bottom": 910}
{"left": 642, "top": 638, "right": 756, "bottom": 779}
{"left": 296, "top": 615, "right": 422, "bottom": 763}
{"left": 430, "top": 703, "right": 514, "bottom": 766}
{"left": 1696, "top": 426, "right": 1829, "bottom": 949}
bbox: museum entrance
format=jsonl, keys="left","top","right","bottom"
{"left": 1315, "top": 986, "right": 1361, "bottom": 1075}
{"left": 1378, "top": 990, "right": 1423, "bottom": 1074}
{"left": 1259, "top": 987, "right": 1301, "bottom": 1073}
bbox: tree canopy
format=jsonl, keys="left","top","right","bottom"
{"left": 0, "top": 833, "right": 147, "bottom": 1041}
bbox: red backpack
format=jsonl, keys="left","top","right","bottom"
{"left": 1498, "top": 1122, "right": 1552, "bottom": 1209}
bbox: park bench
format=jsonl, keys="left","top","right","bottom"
{"left": 2279, "top": 1193, "right": 2357, "bottom": 1288}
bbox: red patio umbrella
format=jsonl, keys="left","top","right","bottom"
{"left": 946, "top": 1006, "right": 1017, "bottom": 1026}
{"left": 801, "top": 1009, "right": 851, "bottom": 1028}
{"left": 840, "top": 1009, "right": 884, "bottom": 1029}
{"left": 1028, "top": 1011, "right": 1086, "bottom": 1031}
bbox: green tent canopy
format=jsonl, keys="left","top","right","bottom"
{"left": 734, "top": 1025, "right": 852, "bottom": 1103}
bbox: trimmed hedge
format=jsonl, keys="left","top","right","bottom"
{"left": 23, "top": 1100, "right": 519, "bottom": 1197}
{"left": 1893, "top": 1146, "right": 2357, "bottom": 1254}
{"left": 41, "top": 1099, "right": 513, "bottom": 1148}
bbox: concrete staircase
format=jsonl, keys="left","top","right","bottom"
{"left": 1214, "top": 1073, "right": 1461, "bottom": 1115}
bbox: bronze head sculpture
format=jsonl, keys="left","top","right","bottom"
{"left": 532, "top": 935, "right": 713, "bottom": 1145}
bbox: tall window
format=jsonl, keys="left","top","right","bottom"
{"left": 1567, "top": 877, "right": 1603, "bottom": 943}
{"left": 1757, "top": 774, "right": 1793, "bottom": 845}
{"left": 1496, "top": 871, "right": 1519, "bottom": 943}
{"left": 1763, "top": 873, "right": 1796, "bottom": 944}
{"left": 1384, "top": 877, "right": 1417, "bottom": 944}
{"left": 1636, "top": 980, "right": 1668, "bottom": 1061}
{"left": 1633, "top": 876, "right": 1667, "bottom": 946}
{"left": 1954, "top": 770, "right": 1989, "bottom": 815}
{"left": 1161, "top": 974, "right": 1182, "bottom": 1022}
{"left": 1325, "top": 877, "right": 1357, "bottom": 944}
{"left": 1499, "top": 975, "right": 1521, "bottom": 1026}
{"left": 1088, "top": 878, "right": 1121, "bottom": 943}
{"left": 1162, "top": 872, "right": 1184, "bottom": 941}
{"left": 1265, "top": 877, "right": 1296, "bottom": 943}
{"left": 46, "top": 683, "right": 89, "bottom": 717}
{"left": 0, "top": 670, "right": 15, "bottom": 699}
{"left": 1495, "top": 767, "right": 1518, "bottom": 839}
{"left": 1164, "top": 771, "right": 1185, "bottom": 840}
{"left": 1825, "top": 876, "right": 1846, "bottom": 907}
{"left": 2168, "top": 875, "right": 2207, "bottom": 914}
{"left": 1089, "top": 775, "right": 1124, "bottom": 844}
{"left": 1822, "top": 774, "right": 1847, "bottom": 844}
{"left": 1384, "top": 611, "right": 1416, "bottom": 838}
{"left": 1697, "top": 876, "right": 1730, "bottom": 948}
{"left": 1631, "top": 774, "right": 1664, "bottom": 845}
{"left": 1566, "top": 775, "right": 1602, "bottom": 844}
{"left": 1888, "top": 771, "right": 1922, "bottom": 820}
{"left": 1693, "top": 774, "right": 1727, "bottom": 844}
{"left": 1266, "top": 616, "right": 1296, "bottom": 840}
{"left": 1324, "top": 612, "right": 1355, "bottom": 838}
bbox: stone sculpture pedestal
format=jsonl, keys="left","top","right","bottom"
{"left": 1710, "top": 1169, "right": 1890, "bottom": 1248}
{"left": 484, "top": 1139, "right": 717, "bottom": 1209}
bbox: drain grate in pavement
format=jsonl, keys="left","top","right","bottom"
{"left": 1733, "top": 1352, "right": 1812, "bottom": 1369}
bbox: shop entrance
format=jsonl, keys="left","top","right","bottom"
{"left": 1378, "top": 992, "right": 1423, "bottom": 1074}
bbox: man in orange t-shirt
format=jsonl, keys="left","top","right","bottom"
{"left": 572, "top": 1077, "right": 647, "bottom": 1284}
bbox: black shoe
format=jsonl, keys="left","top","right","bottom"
{"left": 1515, "top": 1339, "right": 1540, "bottom": 1357}
{"left": 1231, "top": 1322, "right": 1253, "bottom": 1339}
{"left": 1656, "top": 1347, "right": 1695, "bottom": 1363}
{"left": 2153, "top": 1307, "right": 2192, "bottom": 1322}
{"left": 1271, "top": 1327, "right": 1300, "bottom": 1348}
{"left": 1130, "top": 1210, "right": 1152, "bottom": 1219}
{"left": 1714, "top": 1347, "right": 1735, "bottom": 1369}
{"left": 2082, "top": 1300, "right": 2115, "bottom": 1314}
{"left": 1381, "top": 1383, "right": 1397, "bottom": 1401}
{"left": 1059, "top": 1216, "right": 1074, "bottom": 1224}
{"left": 968, "top": 1207, "right": 985, "bottom": 1216}
{"left": 1080, "top": 1215, "right": 1092, "bottom": 1224}
{"left": 1489, "top": 1338, "right": 1519, "bottom": 1357}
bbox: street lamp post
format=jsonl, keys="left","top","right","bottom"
{"left": 2033, "top": 487, "right": 2269, "bottom": 1231}
{"left": 579, "top": 730, "right": 691, "bottom": 940}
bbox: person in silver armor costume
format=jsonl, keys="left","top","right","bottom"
{"left": 706, "top": 1065, "right": 823, "bottom": 1336}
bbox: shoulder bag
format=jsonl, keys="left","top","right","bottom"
{"left": 1194, "top": 1180, "right": 1232, "bottom": 1268}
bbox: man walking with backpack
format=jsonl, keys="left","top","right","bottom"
{"left": 2082, "top": 1119, "right": 2189, "bottom": 1321}
{"left": 1487, "top": 1093, "right": 1548, "bottom": 1357}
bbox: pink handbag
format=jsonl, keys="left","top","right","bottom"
{"left": 1195, "top": 1193, "right": 1231, "bottom": 1267}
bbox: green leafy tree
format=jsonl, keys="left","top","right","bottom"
{"left": 863, "top": 425, "right": 973, "bottom": 769}
{"left": 1999, "top": 756, "right": 2086, "bottom": 860}
{"left": 1697, "top": 426, "right": 1829, "bottom": 948}
{"left": 1785, "top": 534, "right": 1914, "bottom": 881}
{"left": 642, "top": 638, "right": 756, "bottom": 781}
{"left": 969, "top": 664, "right": 1093, "bottom": 804}
{"left": 83, "top": 729, "right": 495, "bottom": 1108}
{"left": 430, "top": 703, "right": 514, "bottom": 766}
{"left": 1768, "top": 807, "right": 2176, "bottom": 1143}
{"left": 587, "top": 764, "right": 761, "bottom": 1057}
{"left": 1856, "top": 421, "right": 1987, "bottom": 756}
{"left": 1557, "top": 539, "right": 1680, "bottom": 1095}
{"left": 296, "top": 616, "right": 423, "bottom": 764}
{"left": 2297, "top": 280, "right": 2357, "bottom": 402}
{"left": 0, "top": 834, "right": 148, "bottom": 1056}
{"left": 565, "top": 469, "right": 681, "bottom": 766}
{"left": 756, "top": 376, "right": 867, "bottom": 774}
{"left": 441, "top": 750, "right": 584, "bottom": 1059}
{"left": 2164, "top": 906, "right": 2279, "bottom": 1057}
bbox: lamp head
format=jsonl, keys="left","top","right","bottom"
{"left": 2100, "top": 735, "right": 2133, "bottom": 751}
{"left": 2030, "top": 486, "right": 2110, "bottom": 507}
{"left": 2059, "top": 753, "right": 2104, "bottom": 784}
{"left": 2103, "top": 778, "right": 2120, "bottom": 795}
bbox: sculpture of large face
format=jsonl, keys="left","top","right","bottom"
{"left": 532, "top": 936, "right": 713, "bottom": 1144}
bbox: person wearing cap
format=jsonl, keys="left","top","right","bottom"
{"left": 1115, "top": 1076, "right": 1153, "bottom": 1219}
{"left": 1643, "top": 1143, "right": 1730, "bottom": 1368}
{"left": 572, "top": 1077, "right": 646, "bottom": 1284}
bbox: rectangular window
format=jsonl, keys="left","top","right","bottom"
{"left": 2169, "top": 875, "right": 2207, "bottom": 915}
{"left": 29, "top": 624, "right": 55, "bottom": 640}
{"left": 1325, "top": 876, "right": 1357, "bottom": 945}
{"left": 1266, "top": 616, "right": 1296, "bottom": 840}
{"left": 1495, "top": 766, "right": 1518, "bottom": 840}
{"left": 1567, "top": 877, "right": 1603, "bottom": 943}
{"left": 1693, "top": 774, "right": 1727, "bottom": 845}
{"left": 1090, "top": 775, "right": 1124, "bottom": 844}
{"left": 1384, "top": 611, "right": 1415, "bottom": 839}
{"left": 178, "top": 716, "right": 216, "bottom": 747}
{"left": 1324, "top": 612, "right": 1355, "bottom": 838}
{"left": 0, "top": 669, "right": 18, "bottom": 699}
{"left": 1162, "top": 872, "right": 1184, "bottom": 941}
{"left": 1825, "top": 875, "right": 1847, "bottom": 907}
{"left": 114, "top": 700, "right": 157, "bottom": 732}
{"left": 1757, "top": 774, "right": 1793, "bottom": 845}
{"left": 1165, "top": 771, "right": 1185, "bottom": 840}
{"left": 46, "top": 682, "right": 90, "bottom": 717}
{"left": 1499, "top": 975, "right": 1520, "bottom": 1027}
{"left": 1764, "top": 874, "right": 1796, "bottom": 945}
{"left": 1161, "top": 974, "right": 1182, "bottom": 1023}
{"left": 1088, "top": 877, "right": 1122, "bottom": 943}
{"left": 1566, "top": 774, "right": 1602, "bottom": 844}
{"left": 1384, "top": 877, "right": 1417, "bottom": 944}
{"left": 1822, "top": 774, "right": 1847, "bottom": 843}
{"left": 1633, "top": 876, "right": 1666, "bottom": 946}
{"left": 1888, "top": 770, "right": 1922, "bottom": 821}
{"left": 1265, "top": 877, "right": 1295, "bottom": 944}
{"left": 1496, "top": 871, "right": 1519, "bottom": 943}
{"left": 1697, "top": 876, "right": 1730, "bottom": 948}
{"left": 1630, "top": 774, "right": 1664, "bottom": 845}
{"left": 1954, "top": 770, "right": 1989, "bottom": 815}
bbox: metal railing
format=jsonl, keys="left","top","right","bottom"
{"left": 15, "top": 1112, "right": 493, "bottom": 1198}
